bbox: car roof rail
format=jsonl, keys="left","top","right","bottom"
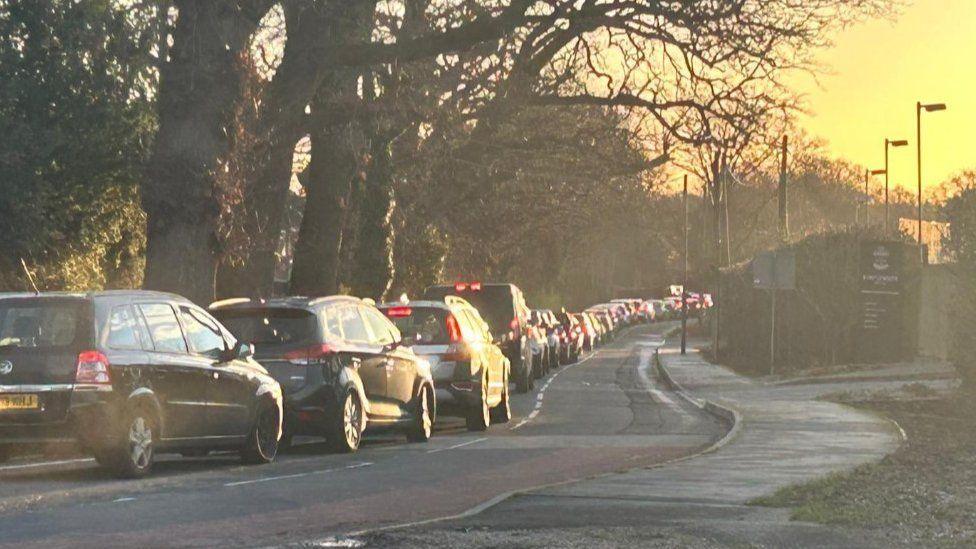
{"left": 208, "top": 297, "right": 252, "bottom": 309}
{"left": 308, "top": 295, "right": 361, "bottom": 307}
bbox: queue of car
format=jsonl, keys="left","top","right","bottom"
{"left": 0, "top": 284, "right": 674, "bottom": 478}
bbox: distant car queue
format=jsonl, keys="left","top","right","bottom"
{"left": 0, "top": 283, "right": 708, "bottom": 477}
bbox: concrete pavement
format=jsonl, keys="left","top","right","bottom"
{"left": 374, "top": 339, "right": 908, "bottom": 547}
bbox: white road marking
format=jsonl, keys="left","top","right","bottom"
{"left": 509, "top": 351, "right": 596, "bottom": 431}
{"left": 223, "top": 462, "right": 372, "bottom": 487}
{"left": 425, "top": 437, "right": 487, "bottom": 454}
{"left": 0, "top": 457, "right": 94, "bottom": 472}
{"left": 112, "top": 497, "right": 137, "bottom": 503}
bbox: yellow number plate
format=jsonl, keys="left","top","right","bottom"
{"left": 0, "top": 394, "right": 39, "bottom": 411}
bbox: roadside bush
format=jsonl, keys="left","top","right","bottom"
{"left": 717, "top": 227, "right": 919, "bottom": 374}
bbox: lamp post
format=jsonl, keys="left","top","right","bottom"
{"left": 884, "top": 138, "right": 909, "bottom": 236}
{"left": 862, "top": 168, "right": 886, "bottom": 227}
{"left": 916, "top": 102, "right": 946, "bottom": 263}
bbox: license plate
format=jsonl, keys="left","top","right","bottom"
{"left": 0, "top": 394, "right": 39, "bottom": 411}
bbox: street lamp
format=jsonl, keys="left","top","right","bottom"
{"left": 861, "top": 168, "right": 886, "bottom": 227}
{"left": 916, "top": 102, "right": 947, "bottom": 263}
{"left": 884, "top": 138, "right": 908, "bottom": 236}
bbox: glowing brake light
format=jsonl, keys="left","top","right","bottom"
{"left": 470, "top": 281, "right": 482, "bottom": 291}
{"left": 454, "top": 282, "right": 467, "bottom": 292}
{"left": 284, "top": 344, "right": 334, "bottom": 365}
{"left": 445, "top": 314, "right": 462, "bottom": 343}
{"left": 75, "top": 350, "right": 111, "bottom": 385}
{"left": 385, "top": 306, "right": 412, "bottom": 318}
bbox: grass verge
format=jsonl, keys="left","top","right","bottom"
{"left": 751, "top": 392, "right": 976, "bottom": 546}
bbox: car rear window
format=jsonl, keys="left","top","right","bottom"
{"left": 213, "top": 308, "right": 316, "bottom": 347}
{"left": 380, "top": 306, "right": 450, "bottom": 345}
{"left": 0, "top": 298, "right": 89, "bottom": 351}
{"left": 424, "top": 286, "right": 515, "bottom": 334}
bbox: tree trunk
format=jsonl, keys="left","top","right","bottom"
{"left": 349, "top": 136, "right": 396, "bottom": 300}
{"left": 224, "top": 2, "right": 341, "bottom": 298}
{"left": 288, "top": 79, "right": 362, "bottom": 296}
{"left": 142, "top": 1, "right": 269, "bottom": 304}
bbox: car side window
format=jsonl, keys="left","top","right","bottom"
{"left": 107, "top": 305, "right": 142, "bottom": 350}
{"left": 338, "top": 306, "right": 370, "bottom": 344}
{"left": 320, "top": 308, "right": 343, "bottom": 342}
{"left": 362, "top": 307, "right": 396, "bottom": 346}
{"left": 179, "top": 306, "right": 226, "bottom": 358}
{"left": 138, "top": 303, "right": 188, "bottom": 353}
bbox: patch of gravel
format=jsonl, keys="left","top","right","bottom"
{"left": 356, "top": 527, "right": 731, "bottom": 549}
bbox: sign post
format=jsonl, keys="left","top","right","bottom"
{"left": 753, "top": 250, "right": 796, "bottom": 374}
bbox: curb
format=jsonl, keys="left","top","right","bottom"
{"left": 654, "top": 352, "right": 743, "bottom": 456}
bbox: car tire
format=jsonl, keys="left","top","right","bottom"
{"left": 513, "top": 354, "right": 530, "bottom": 393}
{"left": 241, "top": 402, "right": 280, "bottom": 465}
{"left": 407, "top": 386, "right": 433, "bottom": 443}
{"left": 329, "top": 389, "right": 364, "bottom": 453}
{"left": 489, "top": 371, "right": 512, "bottom": 424}
{"left": 465, "top": 377, "right": 491, "bottom": 432}
{"left": 100, "top": 405, "right": 157, "bottom": 479}
{"left": 533, "top": 354, "right": 544, "bottom": 380}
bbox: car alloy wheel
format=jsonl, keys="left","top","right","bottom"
{"left": 490, "top": 370, "right": 512, "bottom": 424}
{"left": 408, "top": 387, "right": 433, "bottom": 442}
{"left": 466, "top": 376, "right": 490, "bottom": 431}
{"left": 343, "top": 391, "right": 363, "bottom": 450}
{"left": 128, "top": 416, "right": 153, "bottom": 471}
{"left": 242, "top": 403, "right": 280, "bottom": 464}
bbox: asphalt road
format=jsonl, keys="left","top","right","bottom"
{"left": 0, "top": 322, "right": 726, "bottom": 548}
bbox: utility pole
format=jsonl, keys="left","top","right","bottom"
{"left": 681, "top": 174, "right": 688, "bottom": 355}
{"left": 862, "top": 169, "right": 869, "bottom": 226}
{"left": 778, "top": 135, "right": 789, "bottom": 242}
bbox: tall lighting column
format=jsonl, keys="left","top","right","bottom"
{"left": 884, "top": 138, "right": 909, "bottom": 236}
{"left": 916, "top": 102, "right": 946, "bottom": 263}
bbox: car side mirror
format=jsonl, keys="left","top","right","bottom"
{"left": 223, "top": 341, "right": 253, "bottom": 362}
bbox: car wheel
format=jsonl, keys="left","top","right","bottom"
{"left": 533, "top": 354, "right": 544, "bottom": 380}
{"left": 407, "top": 386, "right": 433, "bottom": 443}
{"left": 241, "top": 402, "right": 280, "bottom": 465}
{"left": 101, "top": 406, "right": 157, "bottom": 479}
{"left": 465, "top": 376, "right": 491, "bottom": 432}
{"left": 489, "top": 370, "right": 512, "bottom": 424}
{"left": 513, "top": 354, "right": 530, "bottom": 393}
{"left": 329, "top": 389, "right": 364, "bottom": 453}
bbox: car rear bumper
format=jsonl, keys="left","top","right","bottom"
{"left": 0, "top": 386, "right": 117, "bottom": 449}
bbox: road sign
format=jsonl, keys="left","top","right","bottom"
{"left": 859, "top": 241, "right": 904, "bottom": 361}
{"left": 752, "top": 250, "right": 796, "bottom": 290}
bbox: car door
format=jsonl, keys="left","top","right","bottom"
{"left": 337, "top": 305, "right": 389, "bottom": 413}
{"left": 362, "top": 306, "right": 414, "bottom": 409}
{"left": 465, "top": 308, "right": 505, "bottom": 404}
{"left": 135, "top": 302, "right": 210, "bottom": 440}
{"left": 178, "top": 305, "right": 252, "bottom": 438}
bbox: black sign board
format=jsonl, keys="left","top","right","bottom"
{"left": 859, "top": 241, "right": 903, "bottom": 361}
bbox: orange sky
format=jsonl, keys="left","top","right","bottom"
{"left": 794, "top": 0, "right": 976, "bottom": 192}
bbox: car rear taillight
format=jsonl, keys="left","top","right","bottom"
{"left": 284, "top": 344, "right": 334, "bottom": 365}
{"left": 445, "top": 314, "right": 462, "bottom": 343}
{"left": 385, "top": 306, "right": 412, "bottom": 318}
{"left": 454, "top": 282, "right": 467, "bottom": 292}
{"left": 76, "top": 350, "right": 111, "bottom": 385}
{"left": 470, "top": 281, "right": 482, "bottom": 291}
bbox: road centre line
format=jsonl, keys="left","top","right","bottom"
{"left": 224, "top": 462, "right": 372, "bottom": 487}
{"left": 0, "top": 457, "right": 94, "bottom": 472}
{"left": 509, "top": 350, "right": 596, "bottom": 431}
{"left": 426, "top": 437, "right": 487, "bottom": 454}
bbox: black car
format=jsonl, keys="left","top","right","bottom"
{"left": 424, "top": 283, "right": 534, "bottom": 393}
{"left": 0, "top": 291, "right": 283, "bottom": 478}
{"left": 211, "top": 296, "right": 435, "bottom": 453}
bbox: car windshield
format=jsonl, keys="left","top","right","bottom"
{"left": 213, "top": 308, "right": 315, "bottom": 348}
{"left": 0, "top": 299, "right": 88, "bottom": 351}
{"left": 380, "top": 307, "right": 450, "bottom": 345}
{"left": 424, "top": 286, "right": 514, "bottom": 334}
